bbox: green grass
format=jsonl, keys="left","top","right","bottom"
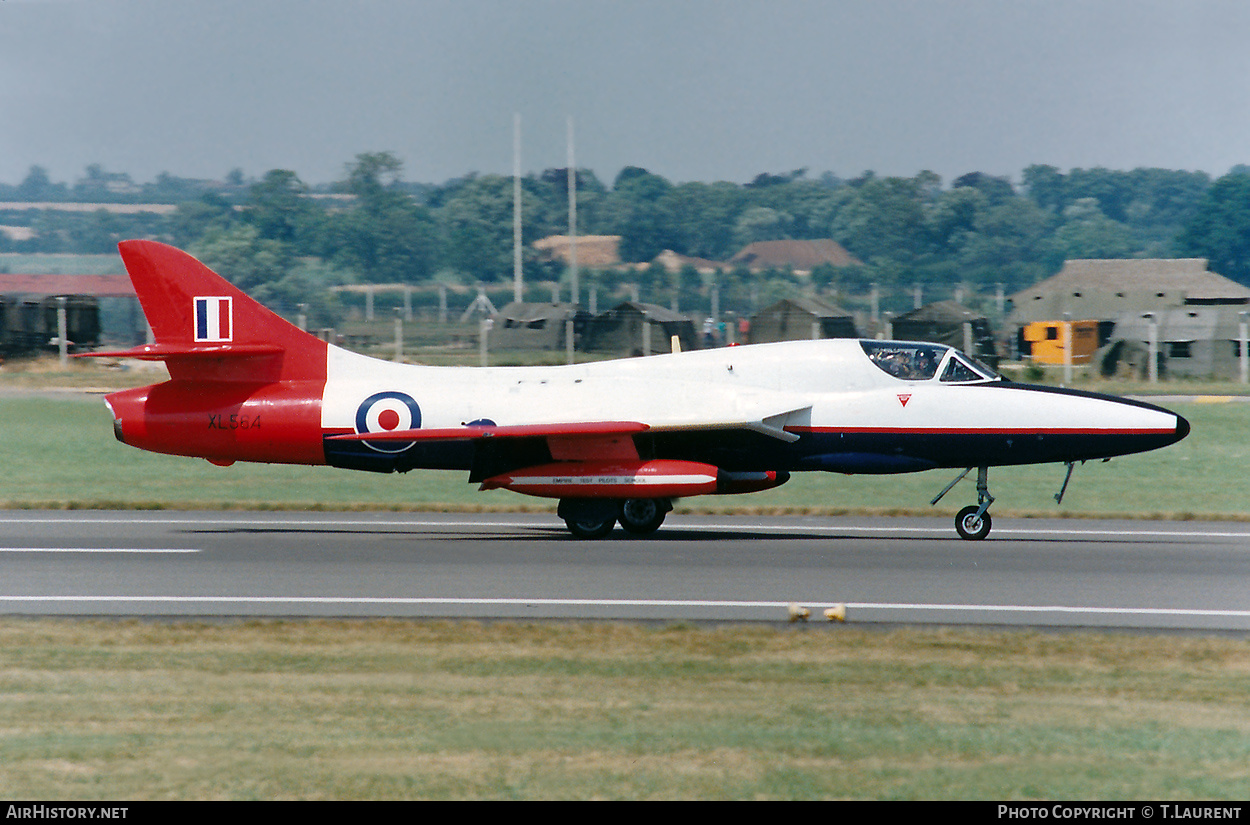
{"left": 0, "top": 620, "right": 1247, "bottom": 800}
{"left": 0, "top": 392, "right": 1241, "bottom": 519}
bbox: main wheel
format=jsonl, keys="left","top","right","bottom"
{"left": 618, "top": 498, "right": 667, "bottom": 535}
{"left": 564, "top": 514, "right": 615, "bottom": 539}
{"left": 955, "top": 505, "right": 992, "bottom": 540}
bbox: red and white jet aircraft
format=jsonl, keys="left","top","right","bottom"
{"left": 87, "top": 240, "right": 1190, "bottom": 540}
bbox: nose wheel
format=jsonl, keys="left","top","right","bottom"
{"left": 932, "top": 466, "right": 995, "bottom": 541}
{"left": 955, "top": 505, "right": 992, "bottom": 540}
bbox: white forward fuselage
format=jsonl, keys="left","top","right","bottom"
{"left": 320, "top": 338, "right": 1187, "bottom": 476}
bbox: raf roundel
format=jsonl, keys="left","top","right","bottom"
{"left": 354, "top": 391, "right": 421, "bottom": 453}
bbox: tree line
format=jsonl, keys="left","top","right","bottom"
{"left": 3, "top": 153, "right": 1250, "bottom": 323}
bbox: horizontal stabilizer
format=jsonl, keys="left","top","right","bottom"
{"left": 78, "top": 343, "right": 286, "bottom": 361}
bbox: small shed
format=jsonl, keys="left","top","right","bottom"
{"left": 748, "top": 296, "right": 858, "bottom": 344}
{"left": 0, "top": 294, "right": 101, "bottom": 355}
{"left": 0, "top": 273, "right": 135, "bottom": 350}
{"left": 890, "top": 300, "right": 999, "bottom": 366}
{"left": 1019, "top": 319, "right": 1100, "bottom": 365}
{"left": 581, "top": 301, "right": 698, "bottom": 355}
{"left": 491, "top": 302, "right": 583, "bottom": 350}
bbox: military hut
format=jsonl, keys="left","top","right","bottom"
{"left": 1101, "top": 306, "right": 1250, "bottom": 380}
{"left": 729, "top": 239, "right": 862, "bottom": 272}
{"left": 490, "top": 302, "right": 584, "bottom": 350}
{"left": 0, "top": 294, "right": 102, "bottom": 355}
{"left": 1009, "top": 258, "right": 1250, "bottom": 338}
{"left": 889, "top": 300, "right": 999, "bottom": 367}
{"left": 581, "top": 301, "right": 698, "bottom": 355}
{"left": 0, "top": 273, "right": 135, "bottom": 353}
{"left": 748, "top": 296, "right": 858, "bottom": 344}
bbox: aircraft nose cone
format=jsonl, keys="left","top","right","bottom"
{"left": 1174, "top": 412, "right": 1191, "bottom": 443}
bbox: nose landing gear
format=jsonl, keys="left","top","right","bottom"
{"left": 933, "top": 466, "right": 995, "bottom": 541}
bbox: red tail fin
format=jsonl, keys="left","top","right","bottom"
{"left": 104, "top": 240, "right": 327, "bottom": 383}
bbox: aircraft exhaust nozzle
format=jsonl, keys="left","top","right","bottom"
{"left": 102, "top": 397, "right": 126, "bottom": 445}
{"left": 717, "top": 469, "right": 790, "bottom": 495}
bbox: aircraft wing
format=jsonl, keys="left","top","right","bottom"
{"left": 328, "top": 407, "right": 810, "bottom": 447}
{"left": 329, "top": 420, "right": 650, "bottom": 442}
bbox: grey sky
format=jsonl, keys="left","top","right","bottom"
{"left": 3, "top": 0, "right": 1249, "bottom": 188}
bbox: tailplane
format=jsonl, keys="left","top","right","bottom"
{"left": 85, "top": 240, "right": 328, "bottom": 383}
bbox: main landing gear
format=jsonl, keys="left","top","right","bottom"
{"left": 932, "top": 466, "right": 995, "bottom": 540}
{"left": 557, "top": 497, "right": 672, "bottom": 539}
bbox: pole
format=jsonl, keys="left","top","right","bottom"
{"left": 567, "top": 116, "right": 578, "bottom": 308}
{"left": 513, "top": 113, "right": 523, "bottom": 304}
{"left": 393, "top": 308, "right": 403, "bottom": 363}
{"left": 1146, "top": 313, "right": 1158, "bottom": 384}
{"left": 1240, "top": 312, "right": 1248, "bottom": 385}
{"left": 1062, "top": 313, "right": 1072, "bottom": 387}
{"left": 56, "top": 296, "right": 68, "bottom": 368}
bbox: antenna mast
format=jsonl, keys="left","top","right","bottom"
{"left": 567, "top": 115, "right": 578, "bottom": 307}
{"left": 513, "top": 113, "right": 523, "bottom": 304}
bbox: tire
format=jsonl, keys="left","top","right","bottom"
{"left": 618, "top": 498, "right": 667, "bottom": 535}
{"left": 564, "top": 515, "right": 616, "bottom": 539}
{"left": 955, "top": 505, "right": 992, "bottom": 541}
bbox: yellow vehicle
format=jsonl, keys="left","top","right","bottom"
{"left": 1021, "top": 320, "right": 1099, "bottom": 364}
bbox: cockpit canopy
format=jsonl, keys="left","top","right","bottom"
{"left": 860, "top": 340, "right": 999, "bottom": 384}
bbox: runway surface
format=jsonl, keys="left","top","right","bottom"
{"left": 1, "top": 510, "right": 1248, "bottom": 631}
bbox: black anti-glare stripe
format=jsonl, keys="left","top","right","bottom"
{"left": 978, "top": 381, "right": 1181, "bottom": 415}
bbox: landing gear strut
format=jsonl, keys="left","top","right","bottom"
{"left": 933, "top": 466, "right": 994, "bottom": 541}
